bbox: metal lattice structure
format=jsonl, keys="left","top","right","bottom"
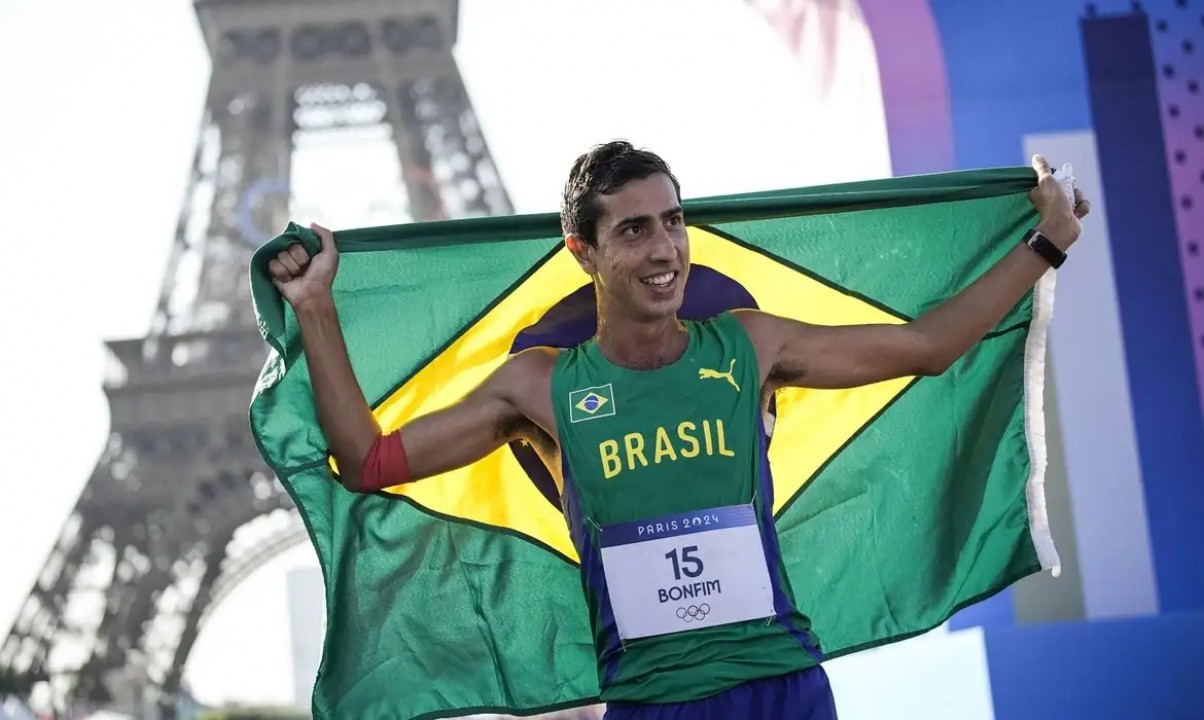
{"left": 0, "top": 1, "right": 510, "bottom": 717}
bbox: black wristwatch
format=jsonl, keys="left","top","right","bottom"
{"left": 1022, "top": 227, "right": 1067, "bottom": 269}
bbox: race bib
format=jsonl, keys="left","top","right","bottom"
{"left": 597, "top": 504, "right": 776, "bottom": 641}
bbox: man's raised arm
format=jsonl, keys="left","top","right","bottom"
{"left": 738, "top": 154, "right": 1092, "bottom": 392}
{"left": 269, "top": 223, "right": 530, "bottom": 492}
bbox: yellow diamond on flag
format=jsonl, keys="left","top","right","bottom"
{"left": 356, "top": 227, "right": 913, "bottom": 564}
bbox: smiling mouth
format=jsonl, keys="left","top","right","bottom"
{"left": 639, "top": 271, "right": 678, "bottom": 289}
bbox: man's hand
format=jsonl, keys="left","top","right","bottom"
{"left": 1029, "top": 154, "right": 1092, "bottom": 250}
{"left": 269, "top": 222, "right": 339, "bottom": 310}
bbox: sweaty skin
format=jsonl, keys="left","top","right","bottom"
{"left": 268, "top": 154, "right": 1089, "bottom": 495}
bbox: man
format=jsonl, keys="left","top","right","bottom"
{"left": 267, "top": 141, "right": 1090, "bottom": 719}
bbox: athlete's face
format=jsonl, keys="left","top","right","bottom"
{"left": 570, "top": 173, "right": 689, "bottom": 322}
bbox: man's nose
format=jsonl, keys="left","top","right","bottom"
{"left": 649, "top": 227, "right": 676, "bottom": 262}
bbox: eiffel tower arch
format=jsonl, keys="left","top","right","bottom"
{"left": 0, "top": 1, "right": 511, "bottom": 717}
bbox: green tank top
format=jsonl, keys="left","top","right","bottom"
{"left": 550, "top": 311, "right": 822, "bottom": 704}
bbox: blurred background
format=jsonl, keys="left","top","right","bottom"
{"left": 0, "top": 0, "right": 1201, "bottom": 718}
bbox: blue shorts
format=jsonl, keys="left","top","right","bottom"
{"left": 602, "top": 665, "right": 838, "bottom": 720}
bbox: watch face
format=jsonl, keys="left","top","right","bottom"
{"left": 238, "top": 177, "right": 291, "bottom": 247}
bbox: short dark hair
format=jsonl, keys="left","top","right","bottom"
{"left": 560, "top": 140, "right": 681, "bottom": 246}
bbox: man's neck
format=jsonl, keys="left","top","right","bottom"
{"left": 595, "top": 312, "right": 688, "bottom": 370}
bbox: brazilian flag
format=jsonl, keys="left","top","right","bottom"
{"left": 249, "top": 167, "right": 1060, "bottom": 720}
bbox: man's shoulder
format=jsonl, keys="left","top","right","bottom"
{"left": 724, "top": 308, "right": 780, "bottom": 335}
{"left": 501, "top": 345, "right": 562, "bottom": 384}
{"left": 696, "top": 308, "right": 765, "bottom": 340}
{"left": 707, "top": 309, "right": 782, "bottom": 371}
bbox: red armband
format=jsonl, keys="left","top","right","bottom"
{"left": 358, "top": 430, "right": 410, "bottom": 493}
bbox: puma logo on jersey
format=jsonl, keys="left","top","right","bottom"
{"left": 698, "top": 359, "right": 740, "bottom": 392}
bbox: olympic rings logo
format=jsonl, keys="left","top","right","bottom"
{"left": 675, "top": 604, "right": 711, "bottom": 622}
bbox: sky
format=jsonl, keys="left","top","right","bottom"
{"left": 0, "top": 0, "right": 894, "bottom": 709}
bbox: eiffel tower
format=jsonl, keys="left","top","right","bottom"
{"left": 0, "top": 1, "right": 510, "bottom": 717}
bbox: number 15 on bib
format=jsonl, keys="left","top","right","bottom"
{"left": 597, "top": 504, "right": 777, "bottom": 641}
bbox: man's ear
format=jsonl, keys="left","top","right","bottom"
{"left": 565, "top": 234, "right": 597, "bottom": 275}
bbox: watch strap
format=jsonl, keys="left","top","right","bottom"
{"left": 1022, "top": 227, "right": 1067, "bottom": 269}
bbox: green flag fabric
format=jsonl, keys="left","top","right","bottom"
{"left": 248, "top": 167, "right": 1060, "bottom": 719}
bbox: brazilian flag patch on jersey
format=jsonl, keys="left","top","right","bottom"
{"left": 569, "top": 384, "right": 616, "bottom": 423}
